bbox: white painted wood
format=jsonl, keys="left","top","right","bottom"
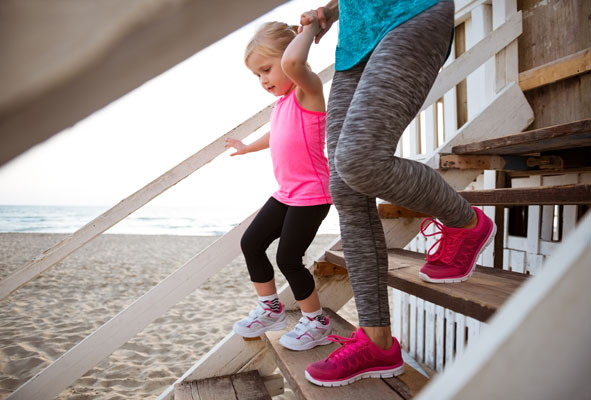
{"left": 438, "top": 82, "right": 533, "bottom": 153}
{"left": 402, "top": 292, "right": 410, "bottom": 352}
{"left": 493, "top": 0, "right": 519, "bottom": 92}
{"left": 562, "top": 205, "right": 578, "bottom": 238}
{"left": 466, "top": 4, "right": 494, "bottom": 119}
{"left": 455, "top": 314, "right": 466, "bottom": 358}
{"left": 507, "top": 235, "right": 527, "bottom": 250}
{"left": 509, "top": 249, "right": 526, "bottom": 273}
{"left": 393, "top": 289, "right": 403, "bottom": 340}
{"left": 425, "top": 105, "right": 437, "bottom": 153}
{"left": 414, "top": 213, "right": 591, "bottom": 400}
{"left": 8, "top": 210, "right": 258, "bottom": 400}
{"left": 539, "top": 240, "right": 560, "bottom": 257}
{"left": 0, "top": 64, "right": 335, "bottom": 302}
{"left": 409, "top": 295, "right": 418, "bottom": 358}
{"left": 445, "top": 309, "right": 456, "bottom": 366}
{"left": 455, "top": 0, "right": 488, "bottom": 26}
{"left": 425, "top": 301, "right": 436, "bottom": 369}
{"left": 466, "top": 317, "right": 481, "bottom": 344}
{"left": 526, "top": 253, "right": 544, "bottom": 276}
{"left": 540, "top": 205, "right": 554, "bottom": 241}
{"left": 417, "top": 298, "right": 425, "bottom": 363}
{"left": 435, "top": 305, "right": 445, "bottom": 372}
{"left": 526, "top": 205, "right": 541, "bottom": 255}
{"left": 422, "top": 11, "right": 522, "bottom": 112}
{"left": 408, "top": 118, "right": 420, "bottom": 157}
{"left": 482, "top": 172, "right": 497, "bottom": 267}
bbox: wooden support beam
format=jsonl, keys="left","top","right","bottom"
{"left": 460, "top": 184, "right": 591, "bottom": 206}
{"left": 519, "top": 48, "right": 591, "bottom": 92}
{"left": 451, "top": 119, "right": 591, "bottom": 155}
{"left": 439, "top": 154, "right": 566, "bottom": 171}
{"left": 314, "top": 261, "right": 347, "bottom": 277}
{"left": 439, "top": 154, "right": 506, "bottom": 170}
{"left": 377, "top": 204, "right": 430, "bottom": 219}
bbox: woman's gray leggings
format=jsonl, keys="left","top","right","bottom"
{"left": 327, "top": 1, "right": 474, "bottom": 327}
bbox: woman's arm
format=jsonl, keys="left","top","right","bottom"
{"left": 281, "top": 16, "right": 323, "bottom": 97}
{"left": 224, "top": 132, "right": 270, "bottom": 156}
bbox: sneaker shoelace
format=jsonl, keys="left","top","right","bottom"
{"left": 421, "top": 218, "right": 465, "bottom": 264}
{"left": 326, "top": 332, "right": 367, "bottom": 361}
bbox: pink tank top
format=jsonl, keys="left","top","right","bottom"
{"left": 269, "top": 90, "right": 332, "bottom": 206}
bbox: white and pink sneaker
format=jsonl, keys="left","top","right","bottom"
{"left": 279, "top": 316, "right": 332, "bottom": 351}
{"left": 233, "top": 301, "right": 287, "bottom": 338}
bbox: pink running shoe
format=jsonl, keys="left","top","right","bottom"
{"left": 305, "top": 327, "right": 404, "bottom": 387}
{"left": 419, "top": 206, "right": 496, "bottom": 283}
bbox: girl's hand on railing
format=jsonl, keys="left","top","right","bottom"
{"left": 224, "top": 138, "right": 248, "bottom": 156}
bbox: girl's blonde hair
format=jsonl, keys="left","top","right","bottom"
{"left": 244, "top": 21, "right": 299, "bottom": 65}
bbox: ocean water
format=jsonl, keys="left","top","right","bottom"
{"left": 0, "top": 204, "right": 339, "bottom": 236}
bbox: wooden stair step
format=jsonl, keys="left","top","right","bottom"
{"left": 451, "top": 119, "right": 591, "bottom": 155}
{"left": 324, "top": 249, "right": 528, "bottom": 323}
{"left": 173, "top": 370, "right": 272, "bottom": 400}
{"left": 263, "top": 309, "right": 429, "bottom": 400}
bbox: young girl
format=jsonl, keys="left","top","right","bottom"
{"left": 224, "top": 17, "right": 333, "bottom": 351}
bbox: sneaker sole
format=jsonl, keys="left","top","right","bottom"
{"left": 279, "top": 335, "right": 332, "bottom": 351}
{"left": 233, "top": 319, "right": 287, "bottom": 338}
{"left": 419, "top": 223, "right": 497, "bottom": 284}
{"left": 305, "top": 364, "right": 405, "bottom": 387}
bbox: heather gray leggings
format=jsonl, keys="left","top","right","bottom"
{"left": 327, "top": 1, "right": 474, "bottom": 327}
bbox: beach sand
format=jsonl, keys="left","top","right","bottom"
{"left": 0, "top": 232, "right": 358, "bottom": 399}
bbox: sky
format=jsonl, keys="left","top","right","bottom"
{"left": 0, "top": 0, "right": 339, "bottom": 219}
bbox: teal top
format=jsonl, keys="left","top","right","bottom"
{"left": 335, "top": 0, "right": 452, "bottom": 71}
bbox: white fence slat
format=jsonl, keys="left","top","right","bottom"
{"left": 435, "top": 305, "right": 445, "bottom": 372}
{"left": 493, "top": 0, "right": 519, "bottom": 91}
{"left": 393, "top": 289, "right": 402, "bottom": 340}
{"left": 541, "top": 205, "right": 554, "bottom": 241}
{"left": 527, "top": 205, "right": 542, "bottom": 254}
{"left": 425, "top": 301, "right": 436, "bottom": 368}
{"left": 417, "top": 298, "right": 425, "bottom": 363}
{"left": 562, "top": 205, "right": 578, "bottom": 237}
{"left": 402, "top": 292, "right": 410, "bottom": 352}
{"left": 408, "top": 118, "right": 420, "bottom": 157}
{"left": 425, "top": 105, "right": 437, "bottom": 153}
{"left": 456, "top": 313, "right": 466, "bottom": 357}
{"left": 8, "top": 211, "right": 257, "bottom": 400}
{"left": 409, "top": 295, "right": 417, "bottom": 358}
{"left": 466, "top": 317, "right": 481, "bottom": 345}
{"left": 445, "top": 308, "right": 456, "bottom": 366}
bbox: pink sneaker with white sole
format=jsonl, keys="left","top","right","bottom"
{"left": 419, "top": 206, "right": 496, "bottom": 283}
{"left": 305, "top": 327, "right": 404, "bottom": 387}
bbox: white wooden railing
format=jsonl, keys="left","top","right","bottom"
{"left": 5, "top": 0, "right": 533, "bottom": 398}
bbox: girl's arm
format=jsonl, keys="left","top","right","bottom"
{"left": 224, "top": 132, "right": 270, "bottom": 157}
{"left": 281, "top": 16, "right": 323, "bottom": 97}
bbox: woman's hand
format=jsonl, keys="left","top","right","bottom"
{"left": 298, "top": 10, "right": 321, "bottom": 36}
{"left": 224, "top": 138, "right": 248, "bottom": 156}
{"left": 300, "top": 1, "right": 339, "bottom": 44}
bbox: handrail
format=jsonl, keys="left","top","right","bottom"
{"left": 8, "top": 211, "right": 258, "bottom": 400}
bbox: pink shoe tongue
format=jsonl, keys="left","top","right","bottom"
{"left": 356, "top": 327, "right": 371, "bottom": 342}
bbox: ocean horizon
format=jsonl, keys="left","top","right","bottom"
{"left": 0, "top": 204, "right": 340, "bottom": 236}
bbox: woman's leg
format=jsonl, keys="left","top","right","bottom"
{"left": 334, "top": 1, "right": 474, "bottom": 228}
{"left": 327, "top": 65, "right": 393, "bottom": 339}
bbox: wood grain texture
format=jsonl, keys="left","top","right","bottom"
{"left": 263, "top": 309, "right": 417, "bottom": 400}
{"left": 451, "top": 119, "right": 591, "bottom": 155}
{"left": 325, "top": 249, "right": 528, "bottom": 323}
{"left": 519, "top": 48, "right": 591, "bottom": 91}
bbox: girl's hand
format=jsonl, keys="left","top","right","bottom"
{"left": 298, "top": 10, "right": 321, "bottom": 36}
{"left": 300, "top": 4, "right": 338, "bottom": 44}
{"left": 224, "top": 138, "right": 248, "bottom": 156}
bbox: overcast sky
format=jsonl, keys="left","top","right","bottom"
{"left": 0, "top": 0, "right": 339, "bottom": 217}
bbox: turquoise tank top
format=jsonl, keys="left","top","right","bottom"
{"left": 335, "top": 0, "right": 452, "bottom": 71}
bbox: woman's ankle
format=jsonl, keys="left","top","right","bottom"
{"left": 362, "top": 326, "right": 393, "bottom": 350}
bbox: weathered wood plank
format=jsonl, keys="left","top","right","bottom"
{"left": 314, "top": 261, "right": 347, "bottom": 276}
{"left": 325, "top": 249, "right": 528, "bottom": 323}
{"left": 519, "top": 48, "right": 591, "bottom": 91}
{"left": 230, "top": 371, "right": 272, "bottom": 400}
{"left": 451, "top": 119, "right": 591, "bottom": 155}
{"left": 174, "top": 381, "right": 198, "bottom": 400}
{"left": 383, "top": 363, "right": 430, "bottom": 399}
{"left": 377, "top": 204, "right": 430, "bottom": 219}
{"left": 197, "top": 376, "right": 237, "bottom": 400}
{"left": 459, "top": 184, "right": 591, "bottom": 206}
{"left": 263, "top": 309, "right": 408, "bottom": 400}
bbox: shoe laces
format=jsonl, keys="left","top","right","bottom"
{"left": 421, "top": 218, "right": 464, "bottom": 264}
{"left": 326, "top": 332, "right": 367, "bottom": 361}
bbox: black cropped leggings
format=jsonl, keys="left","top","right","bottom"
{"left": 241, "top": 197, "right": 330, "bottom": 301}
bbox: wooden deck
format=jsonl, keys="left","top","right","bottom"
{"left": 173, "top": 371, "right": 271, "bottom": 400}
{"left": 324, "top": 249, "right": 529, "bottom": 323}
